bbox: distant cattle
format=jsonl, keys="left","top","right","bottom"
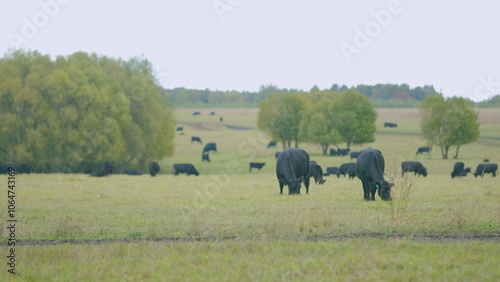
{"left": 220, "top": 117, "right": 223, "bottom": 122}
{"left": 337, "top": 162, "right": 356, "bottom": 178}
{"left": 276, "top": 148, "right": 310, "bottom": 195}
{"left": 249, "top": 162, "right": 266, "bottom": 172}
{"left": 416, "top": 146, "right": 431, "bottom": 155}
{"left": 203, "top": 143, "right": 217, "bottom": 153}
{"left": 191, "top": 136, "right": 202, "bottom": 144}
{"left": 347, "top": 165, "right": 357, "bottom": 179}
{"left": 337, "top": 149, "right": 350, "bottom": 156}
{"left": 401, "top": 161, "right": 428, "bottom": 177}
{"left": 210, "top": 111, "right": 215, "bottom": 115}
{"left": 1, "top": 164, "right": 31, "bottom": 174}
{"left": 384, "top": 122, "right": 398, "bottom": 128}
{"left": 309, "top": 162, "right": 326, "bottom": 184}
{"left": 173, "top": 164, "right": 199, "bottom": 176}
{"left": 275, "top": 152, "right": 281, "bottom": 159}
{"left": 483, "top": 159, "right": 490, "bottom": 163}
{"left": 176, "top": 127, "right": 183, "bottom": 131}
{"left": 451, "top": 162, "right": 471, "bottom": 179}
{"left": 329, "top": 149, "right": 336, "bottom": 156}
{"left": 326, "top": 166, "right": 339, "bottom": 175}
{"left": 473, "top": 163, "right": 497, "bottom": 177}
{"left": 356, "top": 147, "right": 393, "bottom": 201}
{"left": 193, "top": 111, "right": 201, "bottom": 116}
{"left": 267, "top": 141, "right": 277, "bottom": 148}
{"left": 123, "top": 170, "right": 143, "bottom": 176}
{"left": 350, "top": 151, "right": 360, "bottom": 160}
{"left": 202, "top": 153, "right": 211, "bottom": 162}
{"left": 18, "top": 163, "right": 31, "bottom": 174}
{"left": 149, "top": 161, "right": 160, "bottom": 177}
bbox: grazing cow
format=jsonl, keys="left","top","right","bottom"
{"left": 202, "top": 153, "right": 211, "bottom": 162}
{"left": 401, "top": 161, "right": 428, "bottom": 177}
{"left": 473, "top": 163, "right": 498, "bottom": 177}
{"left": 329, "top": 148, "right": 337, "bottom": 156}
{"left": 193, "top": 111, "right": 201, "bottom": 116}
{"left": 483, "top": 159, "right": 490, "bottom": 162}
{"left": 267, "top": 141, "right": 277, "bottom": 148}
{"left": 309, "top": 162, "right": 326, "bottom": 184}
{"left": 275, "top": 152, "right": 281, "bottom": 159}
{"left": 176, "top": 127, "right": 183, "bottom": 131}
{"left": 210, "top": 111, "right": 215, "bottom": 115}
{"left": 203, "top": 143, "right": 217, "bottom": 153}
{"left": 416, "top": 146, "right": 431, "bottom": 155}
{"left": 384, "top": 122, "right": 398, "bottom": 128}
{"left": 123, "top": 170, "right": 143, "bottom": 176}
{"left": 337, "top": 148, "right": 350, "bottom": 156}
{"left": 149, "top": 161, "right": 160, "bottom": 177}
{"left": 355, "top": 147, "right": 393, "bottom": 201}
{"left": 173, "top": 164, "right": 199, "bottom": 176}
{"left": 191, "top": 136, "right": 202, "bottom": 144}
{"left": 276, "top": 148, "right": 310, "bottom": 195}
{"left": 451, "top": 162, "right": 470, "bottom": 179}
{"left": 249, "top": 162, "right": 266, "bottom": 172}
{"left": 337, "top": 163, "right": 356, "bottom": 178}
{"left": 326, "top": 166, "right": 339, "bottom": 175}
{"left": 350, "top": 151, "right": 360, "bottom": 160}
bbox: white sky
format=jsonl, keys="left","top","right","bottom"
{"left": 1, "top": 0, "right": 499, "bottom": 101}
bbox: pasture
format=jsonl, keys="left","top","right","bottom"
{"left": 1, "top": 108, "right": 499, "bottom": 280}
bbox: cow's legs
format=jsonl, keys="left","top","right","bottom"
{"left": 304, "top": 176, "right": 310, "bottom": 194}
{"left": 362, "top": 180, "right": 371, "bottom": 201}
{"left": 279, "top": 180, "right": 284, "bottom": 194}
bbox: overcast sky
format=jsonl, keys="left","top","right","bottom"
{"left": 1, "top": 0, "right": 499, "bottom": 101}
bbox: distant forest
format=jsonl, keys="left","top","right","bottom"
{"left": 160, "top": 84, "right": 500, "bottom": 108}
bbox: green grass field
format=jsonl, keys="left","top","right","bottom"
{"left": 1, "top": 108, "right": 499, "bottom": 281}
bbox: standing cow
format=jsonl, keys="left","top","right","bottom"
{"left": 148, "top": 161, "right": 160, "bottom": 177}
{"left": 173, "top": 164, "right": 199, "bottom": 176}
{"left": 356, "top": 147, "right": 393, "bottom": 201}
{"left": 250, "top": 162, "right": 266, "bottom": 172}
{"left": 276, "top": 148, "right": 310, "bottom": 195}
{"left": 191, "top": 136, "right": 202, "bottom": 144}
{"left": 337, "top": 162, "right": 356, "bottom": 178}
{"left": 416, "top": 146, "right": 431, "bottom": 155}
{"left": 451, "top": 162, "right": 470, "bottom": 179}
{"left": 401, "top": 161, "right": 428, "bottom": 177}
{"left": 309, "top": 161, "right": 326, "bottom": 184}
{"left": 474, "top": 163, "right": 498, "bottom": 177}
{"left": 203, "top": 143, "right": 217, "bottom": 153}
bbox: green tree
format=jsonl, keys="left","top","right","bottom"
{"left": 300, "top": 94, "right": 342, "bottom": 155}
{"left": 420, "top": 95, "right": 479, "bottom": 159}
{"left": 257, "top": 92, "right": 311, "bottom": 148}
{"left": 330, "top": 90, "right": 377, "bottom": 149}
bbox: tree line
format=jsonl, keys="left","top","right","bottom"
{"left": 0, "top": 50, "right": 176, "bottom": 172}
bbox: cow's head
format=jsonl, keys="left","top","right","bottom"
{"left": 421, "top": 167, "right": 428, "bottom": 177}
{"left": 287, "top": 178, "right": 302, "bottom": 195}
{"left": 376, "top": 181, "right": 393, "bottom": 201}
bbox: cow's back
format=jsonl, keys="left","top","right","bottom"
{"left": 356, "top": 147, "right": 384, "bottom": 181}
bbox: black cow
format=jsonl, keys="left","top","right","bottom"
{"left": 0, "top": 164, "right": 16, "bottom": 174}
{"left": 173, "top": 164, "right": 199, "bottom": 176}
{"left": 416, "top": 147, "right": 431, "bottom": 155}
{"left": 337, "top": 162, "right": 356, "bottom": 178}
{"left": 401, "top": 161, "right": 427, "bottom": 177}
{"left": 474, "top": 163, "right": 498, "bottom": 177}
{"left": 350, "top": 151, "right": 360, "bottom": 160}
{"left": 193, "top": 111, "right": 201, "bottom": 116}
{"left": 267, "top": 141, "right": 277, "bottom": 148}
{"left": 203, "top": 143, "right": 217, "bottom": 153}
{"left": 483, "top": 159, "right": 490, "bottom": 163}
{"left": 191, "top": 136, "right": 202, "bottom": 144}
{"left": 210, "top": 111, "right": 215, "bottom": 115}
{"left": 326, "top": 166, "right": 339, "bottom": 175}
{"left": 250, "top": 162, "right": 265, "bottom": 172}
{"left": 202, "top": 153, "right": 211, "bottom": 162}
{"left": 337, "top": 148, "right": 350, "bottom": 156}
{"left": 220, "top": 117, "right": 223, "bottom": 122}
{"left": 276, "top": 148, "right": 310, "bottom": 195}
{"left": 355, "top": 147, "right": 393, "bottom": 201}
{"left": 384, "top": 122, "right": 398, "bottom": 128}
{"left": 176, "top": 127, "right": 183, "bottom": 131}
{"left": 329, "top": 148, "right": 337, "bottom": 156}
{"left": 275, "top": 152, "right": 281, "bottom": 159}
{"left": 309, "top": 162, "right": 326, "bottom": 184}
{"left": 149, "top": 161, "right": 160, "bottom": 177}
{"left": 123, "top": 170, "right": 143, "bottom": 176}
{"left": 451, "top": 162, "right": 470, "bottom": 179}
